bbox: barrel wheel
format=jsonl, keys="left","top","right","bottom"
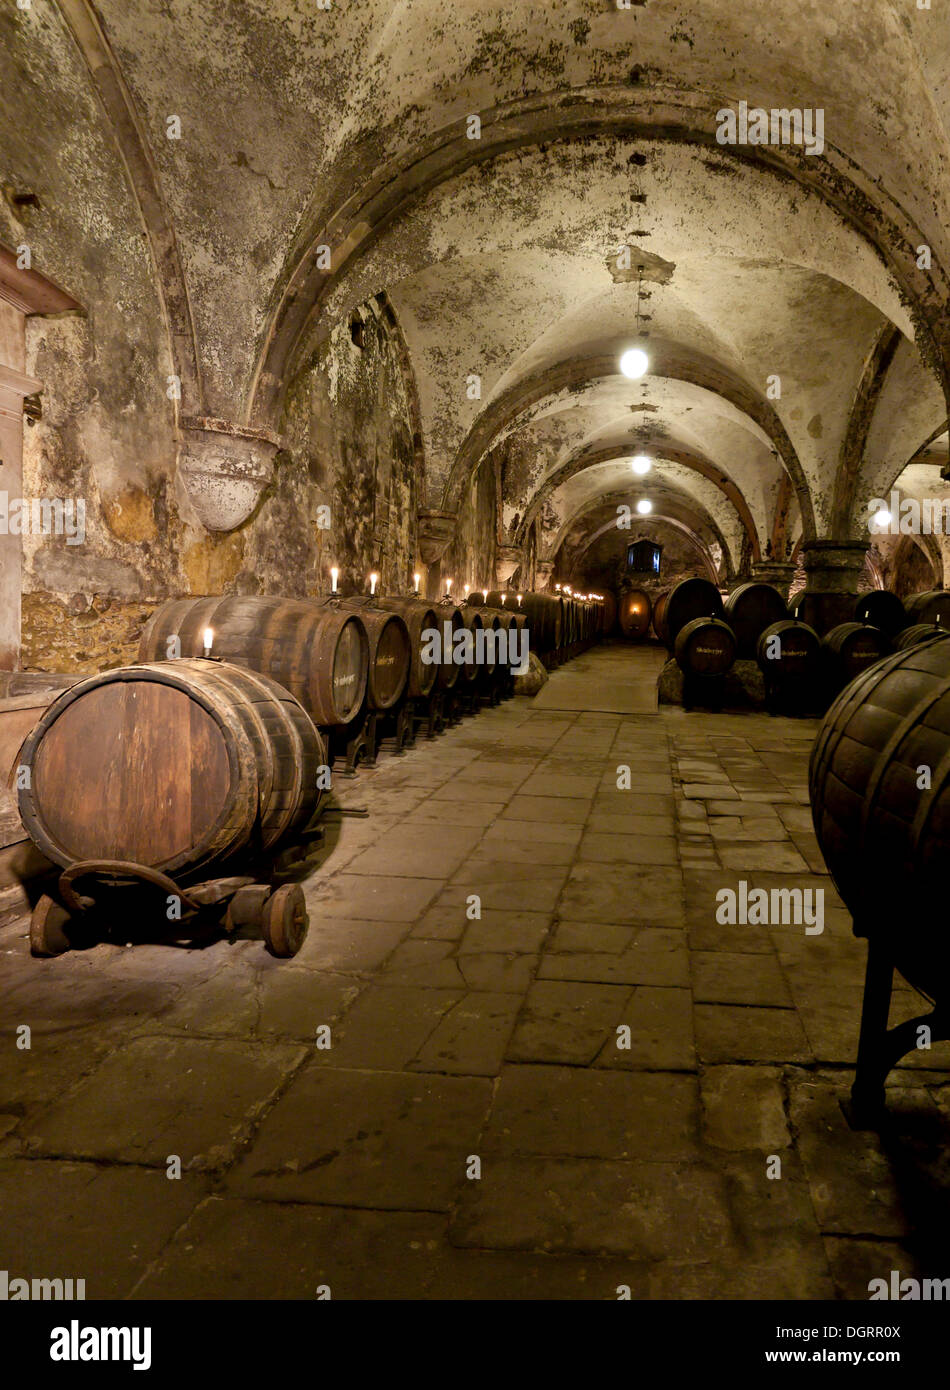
{"left": 262, "top": 883, "right": 308, "bottom": 957}
{"left": 30, "top": 895, "right": 73, "bottom": 957}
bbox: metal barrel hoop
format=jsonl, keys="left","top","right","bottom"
{"left": 58, "top": 859, "right": 202, "bottom": 916}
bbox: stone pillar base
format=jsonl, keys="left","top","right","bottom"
{"left": 795, "top": 541, "right": 868, "bottom": 635}
{"left": 178, "top": 416, "right": 280, "bottom": 531}
{"left": 750, "top": 560, "right": 797, "bottom": 602}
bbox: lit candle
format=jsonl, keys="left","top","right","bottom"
{"left": 517, "top": 594, "right": 523, "bottom": 607}
{"left": 446, "top": 578, "right": 453, "bottom": 595}
{"left": 483, "top": 590, "right": 488, "bottom": 602}
{"left": 501, "top": 593, "right": 507, "bottom": 605}
{"left": 330, "top": 566, "right": 339, "bottom": 594}
{"left": 464, "top": 584, "right": 470, "bottom": 597}
{"left": 370, "top": 572, "right": 378, "bottom": 596}
{"left": 555, "top": 583, "right": 561, "bottom": 592}
{"left": 203, "top": 627, "right": 214, "bottom": 658}
{"left": 413, "top": 572, "right": 420, "bottom": 593}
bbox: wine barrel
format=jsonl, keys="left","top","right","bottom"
{"left": 894, "top": 622, "right": 947, "bottom": 651}
{"left": 673, "top": 617, "right": 737, "bottom": 676}
{"left": 854, "top": 590, "right": 906, "bottom": 637}
{"left": 139, "top": 596, "right": 367, "bottom": 728}
{"left": 905, "top": 590, "right": 950, "bottom": 625}
{"left": 618, "top": 589, "right": 653, "bottom": 639}
{"left": 821, "top": 622, "right": 890, "bottom": 685}
{"left": 755, "top": 619, "right": 821, "bottom": 682}
{"left": 724, "top": 582, "right": 788, "bottom": 658}
{"left": 662, "top": 578, "right": 724, "bottom": 648}
{"left": 652, "top": 589, "right": 671, "bottom": 644}
{"left": 809, "top": 633, "right": 950, "bottom": 992}
{"left": 375, "top": 596, "right": 439, "bottom": 699}
{"left": 331, "top": 598, "right": 410, "bottom": 711}
{"left": 17, "top": 660, "right": 324, "bottom": 878}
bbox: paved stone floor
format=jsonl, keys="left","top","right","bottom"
{"left": 2, "top": 644, "right": 949, "bottom": 1300}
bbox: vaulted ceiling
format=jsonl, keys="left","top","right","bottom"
{"left": 5, "top": 0, "right": 950, "bottom": 584}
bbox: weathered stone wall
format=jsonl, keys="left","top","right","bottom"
{"left": 567, "top": 522, "right": 714, "bottom": 597}
{"left": 278, "top": 307, "right": 420, "bottom": 598}
{"left": 443, "top": 457, "right": 498, "bottom": 595}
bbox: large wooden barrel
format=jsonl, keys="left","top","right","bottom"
{"left": 809, "top": 633, "right": 950, "bottom": 992}
{"left": 894, "top": 622, "right": 947, "bottom": 651}
{"left": 821, "top": 622, "right": 890, "bottom": 686}
{"left": 854, "top": 590, "right": 906, "bottom": 637}
{"left": 618, "top": 589, "right": 653, "bottom": 639}
{"left": 660, "top": 578, "right": 724, "bottom": 648}
{"left": 326, "top": 598, "right": 410, "bottom": 711}
{"left": 724, "top": 581, "right": 788, "bottom": 657}
{"left": 139, "top": 596, "right": 367, "bottom": 728}
{"left": 375, "top": 596, "right": 439, "bottom": 699}
{"left": 905, "top": 590, "right": 950, "bottom": 625}
{"left": 652, "top": 589, "right": 671, "bottom": 644}
{"left": 755, "top": 619, "right": 821, "bottom": 683}
{"left": 673, "top": 617, "right": 737, "bottom": 676}
{"left": 17, "top": 661, "right": 324, "bottom": 878}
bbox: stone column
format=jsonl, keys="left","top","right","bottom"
{"left": 495, "top": 544, "right": 522, "bottom": 589}
{"left": 178, "top": 416, "right": 281, "bottom": 531}
{"left": 796, "top": 540, "right": 869, "bottom": 635}
{"left": 416, "top": 508, "right": 456, "bottom": 599}
{"left": 0, "top": 362, "right": 43, "bottom": 670}
{"left": 534, "top": 560, "right": 555, "bottom": 592}
{"left": 750, "top": 559, "right": 797, "bottom": 602}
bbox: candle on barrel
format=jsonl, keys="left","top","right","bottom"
{"left": 203, "top": 627, "right": 214, "bottom": 658}
{"left": 445, "top": 578, "right": 453, "bottom": 598}
{"left": 483, "top": 590, "right": 488, "bottom": 602}
{"left": 501, "top": 593, "right": 507, "bottom": 605}
{"left": 330, "top": 566, "right": 339, "bottom": 594}
{"left": 464, "top": 584, "right": 470, "bottom": 597}
{"left": 370, "top": 572, "right": 378, "bottom": 596}
{"left": 517, "top": 594, "right": 523, "bottom": 607}
{"left": 413, "top": 573, "right": 420, "bottom": 593}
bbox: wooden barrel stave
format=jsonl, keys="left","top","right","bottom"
{"left": 374, "top": 596, "right": 439, "bottom": 699}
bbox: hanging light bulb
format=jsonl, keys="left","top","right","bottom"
{"left": 873, "top": 508, "right": 891, "bottom": 529}
{"left": 620, "top": 348, "right": 648, "bottom": 379}
{"left": 631, "top": 454, "right": 651, "bottom": 475}
{"left": 637, "top": 499, "right": 653, "bottom": 515}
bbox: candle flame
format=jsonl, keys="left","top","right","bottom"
{"left": 369, "top": 572, "right": 378, "bottom": 595}
{"left": 330, "top": 566, "right": 339, "bottom": 593}
{"left": 203, "top": 627, "right": 214, "bottom": 654}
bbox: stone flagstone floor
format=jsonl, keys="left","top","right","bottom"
{"left": 1, "top": 644, "right": 949, "bottom": 1300}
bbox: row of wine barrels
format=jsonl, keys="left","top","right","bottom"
{"left": 654, "top": 578, "right": 724, "bottom": 647}
{"left": 821, "top": 622, "right": 890, "bottom": 686}
{"left": 724, "top": 582, "right": 788, "bottom": 658}
{"left": 139, "top": 597, "right": 368, "bottom": 728}
{"left": 17, "top": 660, "right": 325, "bottom": 879}
{"left": 809, "top": 632, "right": 950, "bottom": 993}
{"left": 674, "top": 617, "right": 737, "bottom": 676}
{"left": 618, "top": 589, "right": 653, "bottom": 639}
{"left": 316, "top": 597, "right": 410, "bottom": 711}
{"left": 755, "top": 619, "right": 821, "bottom": 683}
{"left": 373, "top": 596, "right": 439, "bottom": 699}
